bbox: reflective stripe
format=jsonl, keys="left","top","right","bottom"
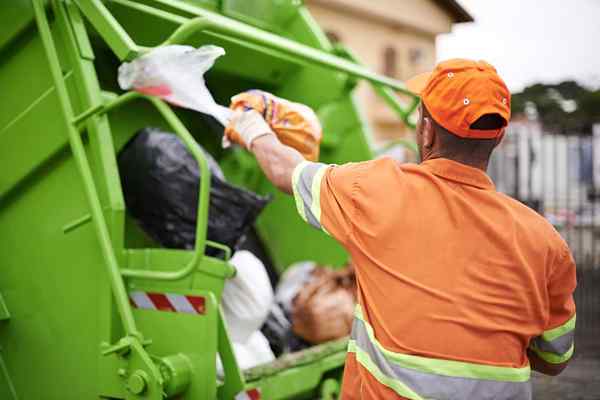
{"left": 529, "top": 314, "right": 576, "bottom": 364}
{"left": 541, "top": 314, "right": 576, "bottom": 342}
{"left": 292, "top": 161, "right": 310, "bottom": 223}
{"left": 291, "top": 161, "right": 330, "bottom": 231}
{"left": 533, "top": 330, "right": 574, "bottom": 355}
{"left": 354, "top": 306, "right": 530, "bottom": 381}
{"left": 530, "top": 342, "right": 574, "bottom": 364}
{"left": 310, "top": 165, "right": 328, "bottom": 225}
{"left": 348, "top": 340, "right": 425, "bottom": 400}
{"left": 351, "top": 305, "right": 532, "bottom": 400}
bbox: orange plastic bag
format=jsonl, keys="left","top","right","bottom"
{"left": 291, "top": 265, "right": 356, "bottom": 344}
{"left": 226, "top": 90, "right": 322, "bottom": 161}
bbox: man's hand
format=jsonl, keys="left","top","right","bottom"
{"left": 223, "top": 91, "right": 323, "bottom": 195}
{"left": 224, "top": 90, "right": 322, "bottom": 161}
{"left": 527, "top": 348, "right": 570, "bottom": 376}
{"left": 224, "top": 109, "right": 304, "bottom": 194}
{"left": 224, "top": 109, "right": 275, "bottom": 149}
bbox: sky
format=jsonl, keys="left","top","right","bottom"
{"left": 436, "top": 0, "right": 600, "bottom": 92}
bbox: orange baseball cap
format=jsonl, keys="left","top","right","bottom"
{"left": 406, "top": 59, "right": 511, "bottom": 139}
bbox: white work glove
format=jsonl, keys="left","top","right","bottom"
{"left": 223, "top": 109, "right": 275, "bottom": 150}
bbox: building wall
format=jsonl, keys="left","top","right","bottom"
{"left": 306, "top": 0, "right": 456, "bottom": 146}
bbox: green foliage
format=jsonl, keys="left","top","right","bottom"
{"left": 511, "top": 81, "right": 600, "bottom": 134}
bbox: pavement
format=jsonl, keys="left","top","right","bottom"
{"left": 532, "top": 353, "right": 600, "bottom": 400}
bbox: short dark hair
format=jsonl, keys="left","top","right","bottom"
{"left": 422, "top": 105, "right": 503, "bottom": 162}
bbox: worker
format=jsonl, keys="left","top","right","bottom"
{"left": 224, "top": 59, "right": 577, "bottom": 400}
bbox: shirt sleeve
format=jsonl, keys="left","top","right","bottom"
{"left": 529, "top": 245, "right": 577, "bottom": 364}
{"left": 291, "top": 161, "right": 361, "bottom": 244}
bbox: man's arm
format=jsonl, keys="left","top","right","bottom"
{"left": 224, "top": 109, "right": 305, "bottom": 195}
{"left": 527, "top": 245, "right": 577, "bottom": 376}
{"left": 527, "top": 348, "right": 570, "bottom": 376}
{"left": 225, "top": 103, "right": 357, "bottom": 242}
{"left": 526, "top": 313, "right": 575, "bottom": 377}
{"left": 249, "top": 134, "right": 304, "bottom": 195}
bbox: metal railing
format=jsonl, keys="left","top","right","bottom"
{"left": 75, "top": 0, "right": 420, "bottom": 128}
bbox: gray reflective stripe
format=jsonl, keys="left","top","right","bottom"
{"left": 529, "top": 315, "right": 576, "bottom": 364}
{"left": 353, "top": 305, "right": 530, "bottom": 381}
{"left": 541, "top": 314, "right": 576, "bottom": 341}
{"left": 351, "top": 318, "right": 532, "bottom": 400}
{"left": 293, "top": 162, "right": 329, "bottom": 229}
{"left": 533, "top": 330, "right": 574, "bottom": 355}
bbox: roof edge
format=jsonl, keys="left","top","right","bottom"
{"left": 434, "top": 0, "right": 474, "bottom": 23}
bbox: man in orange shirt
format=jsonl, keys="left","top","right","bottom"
{"left": 225, "top": 59, "right": 577, "bottom": 399}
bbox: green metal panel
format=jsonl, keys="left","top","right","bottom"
{"left": 102, "top": 289, "right": 220, "bottom": 399}
{"left": 0, "top": 147, "right": 111, "bottom": 398}
{"left": 221, "top": 0, "right": 300, "bottom": 33}
{"left": 0, "top": 0, "right": 37, "bottom": 50}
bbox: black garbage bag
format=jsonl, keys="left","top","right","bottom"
{"left": 118, "top": 127, "right": 270, "bottom": 256}
{"left": 261, "top": 302, "right": 312, "bottom": 356}
{"left": 261, "top": 303, "right": 291, "bottom": 356}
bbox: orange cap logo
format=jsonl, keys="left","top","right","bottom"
{"left": 406, "top": 59, "right": 511, "bottom": 139}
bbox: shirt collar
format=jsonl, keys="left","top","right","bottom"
{"left": 421, "top": 158, "right": 495, "bottom": 190}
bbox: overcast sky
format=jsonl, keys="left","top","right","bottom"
{"left": 436, "top": 0, "right": 600, "bottom": 92}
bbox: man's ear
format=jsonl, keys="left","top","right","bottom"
{"left": 423, "top": 117, "right": 435, "bottom": 149}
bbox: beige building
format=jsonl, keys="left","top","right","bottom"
{"left": 306, "top": 0, "right": 473, "bottom": 146}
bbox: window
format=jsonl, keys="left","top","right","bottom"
{"left": 383, "top": 46, "right": 398, "bottom": 78}
{"left": 409, "top": 48, "right": 424, "bottom": 67}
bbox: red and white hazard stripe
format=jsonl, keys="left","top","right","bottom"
{"left": 129, "top": 291, "right": 205, "bottom": 315}
{"left": 235, "top": 388, "right": 261, "bottom": 400}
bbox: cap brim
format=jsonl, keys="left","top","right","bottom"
{"left": 405, "top": 71, "right": 432, "bottom": 95}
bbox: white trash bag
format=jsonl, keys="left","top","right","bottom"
{"left": 216, "top": 331, "right": 275, "bottom": 376}
{"left": 222, "top": 250, "right": 274, "bottom": 343}
{"left": 233, "top": 331, "right": 275, "bottom": 370}
{"left": 118, "top": 45, "right": 232, "bottom": 126}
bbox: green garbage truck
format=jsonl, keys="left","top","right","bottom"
{"left": 0, "top": 1, "right": 419, "bottom": 398}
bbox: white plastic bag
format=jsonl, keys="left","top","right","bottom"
{"left": 235, "top": 331, "right": 275, "bottom": 369}
{"left": 118, "top": 45, "right": 232, "bottom": 125}
{"left": 216, "top": 331, "right": 275, "bottom": 376}
{"left": 222, "top": 250, "right": 274, "bottom": 342}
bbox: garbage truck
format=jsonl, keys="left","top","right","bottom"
{"left": 0, "top": 1, "right": 419, "bottom": 399}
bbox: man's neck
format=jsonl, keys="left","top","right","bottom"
{"left": 423, "top": 153, "right": 489, "bottom": 172}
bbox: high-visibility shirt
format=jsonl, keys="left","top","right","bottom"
{"left": 291, "top": 157, "right": 577, "bottom": 400}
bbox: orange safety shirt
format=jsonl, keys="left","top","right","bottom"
{"left": 291, "top": 157, "right": 577, "bottom": 400}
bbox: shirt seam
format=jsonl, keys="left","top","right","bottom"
{"left": 346, "top": 163, "right": 369, "bottom": 244}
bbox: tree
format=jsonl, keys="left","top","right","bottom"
{"left": 511, "top": 81, "right": 600, "bottom": 134}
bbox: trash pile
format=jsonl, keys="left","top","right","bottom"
{"left": 218, "top": 256, "right": 356, "bottom": 371}
{"left": 263, "top": 261, "right": 356, "bottom": 355}
{"left": 117, "top": 127, "right": 355, "bottom": 371}
{"left": 117, "top": 44, "right": 353, "bottom": 372}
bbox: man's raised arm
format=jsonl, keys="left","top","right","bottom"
{"left": 250, "top": 134, "right": 304, "bottom": 195}
{"left": 224, "top": 87, "right": 322, "bottom": 195}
